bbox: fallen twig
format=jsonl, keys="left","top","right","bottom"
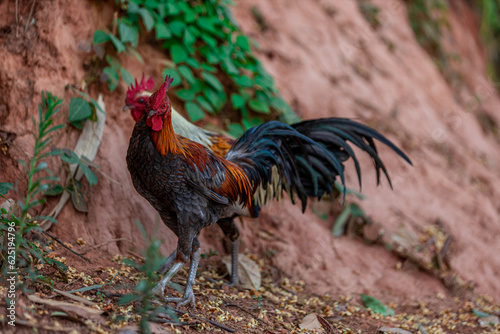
{"left": 81, "top": 238, "right": 134, "bottom": 255}
{"left": 225, "top": 302, "right": 270, "bottom": 326}
{"left": 43, "top": 231, "right": 91, "bottom": 262}
{"left": 35, "top": 280, "right": 97, "bottom": 307}
{"left": 174, "top": 308, "right": 235, "bottom": 333}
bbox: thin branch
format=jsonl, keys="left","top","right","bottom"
{"left": 35, "top": 280, "right": 97, "bottom": 307}
{"left": 81, "top": 238, "right": 134, "bottom": 255}
{"left": 224, "top": 302, "right": 270, "bottom": 326}
{"left": 15, "top": 0, "right": 19, "bottom": 37}
{"left": 43, "top": 231, "right": 91, "bottom": 262}
{"left": 174, "top": 309, "right": 235, "bottom": 333}
{"left": 24, "top": 0, "right": 36, "bottom": 33}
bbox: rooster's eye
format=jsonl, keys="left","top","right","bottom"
{"left": 138, "top": 98, "right": 145, "bottom": 103}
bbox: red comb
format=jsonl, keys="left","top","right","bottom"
{"left": 126, "top": 74, "right": 155, "bottom": 103}
{"left": 148, "top": 76, "right": 174, "bottom": 111}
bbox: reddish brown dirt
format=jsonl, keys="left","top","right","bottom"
{"left": 1, "top": 0, "right": 500, "bottom": 329}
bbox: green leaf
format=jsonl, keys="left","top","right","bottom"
{"left": 473, "top": 309, "right": 492, "bottom": 318}
{"left": 234, "top": 75, "right": 254, "bottom": 87}
{"left": 155, "top": 22, "right": 171, "bottom": 39}
{"left": 200, "top": 33, "right": 217, "bottom": 48}
{"left": 170, "top": 44, "right": 188, "bottom": 63}
{"left": 201, "top": 63, "right": 217, "bottom": 72}
{"left": 227, "top": 123, "right": 244, "bottom": 137}
{"left": 68, "top": 97, "right": 92, "bottom": 123}
{"left": 236, "top": 35, "right": 250, "bottom": 52}
{"left": 93, "top": 30, "right": 110, "bottom": 44}
{"left": 185, "top": 58, "right": 201, "bottom": 68}
{"left": 222, "top": 58, "right": 239, "bottom": 75}
{"left": 183, "top": 28, "right": 196, "bottom": 45}
{"left": 332, "top": 205, "right": 351, "bottom": 237}
{"left": 61, "top": 150, "right": 80, "bottom": 164}
{"left": 204, "top": 89, "right": 219, "bottom": 110}
{"left": 120, "top": 67, "right": 134, "bottom": 85}
{"left": 231, "top": 94, "right": 246, "bottom": 109}
{"left": 201, "top": 72, "right": 224, "bottom": 92}
{"left": 361, "top": 294, "right": 394, "bottom": 316}
{"left": 138, "top": 8, "right": 155, "bottom": 32}
{"left": 185, "top": 102, "right": 205, "bottom": 122}
{"left": 243, "top": 117, "right": 263, "bottom": 129}
{"left": 162, "top": 68, "right": 181, "bottom": 87}
{"left": 0, "top": 182, "right": 13, "bottom": 195}
{"left": 44, "top": 184, "right": 64, "bottom": 196}
{"left": 248, "top": 99, "right": 270, "bottom": 113}
{"left": 108, "top": 34, "right": 126, "bottom": 53}
{"left": 196, "top": 96, "right": 214, "bottom": 113}
{"left": 102, "top": 67, "right": 119, "bottom": 92}
{"left": 169, "top": 20, "right": 186, "bottom": 37}
{"left": 80, "top": 164, "right": 98, "bottom": 187}
{"left": 175, "top": 89, "right": 196, "bottom": 101}
{"left": 51, "top": 312, "right": 68, "bottom": 317}
{"left": 118, "top": 22, "right": 138, "bottom": 47}
{"left": 177, "top": 65, "right": 196, "bottom": 84}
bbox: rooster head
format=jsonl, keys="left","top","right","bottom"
{"left": 124, "top": 75, "right": 155, "bottom": 121}
{"left": 145, "top": 76, "right": 174, "bottom": 131}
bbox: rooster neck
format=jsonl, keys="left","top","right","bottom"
{"left": 150, "top": 112, "right": 184, "bottom": 155}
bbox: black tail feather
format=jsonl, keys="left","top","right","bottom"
{"left": 226, "top": 118, "right": 411, "bottom": 216}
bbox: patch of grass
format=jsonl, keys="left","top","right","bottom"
{"left": 93, "top": 0, "right": 299, "bottom": 136}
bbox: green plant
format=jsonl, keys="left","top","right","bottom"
{"left": 0, "top": 92, "right": 68, "bottom": 277}
{"left": 118, "top": 221, "right": 176, "bottom": 334}
{"left": 93, "top": 0, "right": 299, "bottom": 137}
{"left": 405, "top": 0, "right": 454, "bottom": 77}
{"left": 477, "top": 0, "right": 500, "bottom": 82}
{"left": 66, "top": 86, "right": 105, "bottom": 129}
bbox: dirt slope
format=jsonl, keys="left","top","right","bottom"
{"left": 1, "top": 0, "right": 499, "bottom": 306}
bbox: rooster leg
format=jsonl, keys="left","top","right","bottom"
{"left": 152, "top": 261, "right": 184, "bottom": 298}
{"left": 159, "top": 250, "right": 177, "bottom": 274}
{"left": 217, "top": 217, "right": 240, "bottom": 287}
{"left": 164, "top": 239, "right": 201, "bottom": 308}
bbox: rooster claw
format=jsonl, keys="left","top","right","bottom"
{"left": 164, "top": 289, "right": 196, "bottom": 308}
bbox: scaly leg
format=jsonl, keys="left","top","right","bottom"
{"left": 164, "top": 247, "right": 201, "bottom": 307}
{"left": 152, "top": 261, "right": 184, "bottom": 298}
{"left": 217, "top": 217, "right": 240, "bottom": 287}
{"left": 158, "top": 250, "right": 177, "bottom": 274}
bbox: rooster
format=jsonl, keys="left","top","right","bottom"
{"left": 126, "top": 76, "right": 411, "bottom": 306}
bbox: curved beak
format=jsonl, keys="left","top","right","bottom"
{"left": 123, "top": 105, "right": 134, "bottom": 112}
{"left": 148, "top": 109, "right": 158, "bottom": 118}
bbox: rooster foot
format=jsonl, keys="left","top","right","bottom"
{"left": 164, "top": 287, "right": 196, "bottom": 308}
{"left": 152, "top": 262, "right": 184, "bottom": 297}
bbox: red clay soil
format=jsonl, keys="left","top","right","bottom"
{"left": 1, "top": 0, "right": 499, "bottom": 315}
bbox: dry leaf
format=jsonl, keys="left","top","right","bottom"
{"left": 222, "top": 254, "right": 261, "bottom": 290}
{"left": 479, "top": 315, "right": 500, "bottom": 327}
{"left": 27, "top": 294, "right": 103, "bottom": 322}
{"left": 299, "top": 313, "right": 322, "bottom": 330}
